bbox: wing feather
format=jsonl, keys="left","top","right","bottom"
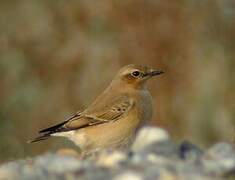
{"left": 29, "top": 95, "right": 134, "bottom": 143}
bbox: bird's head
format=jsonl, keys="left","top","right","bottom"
{"left": 112, "top": 64, "right": 164, "bottom": 89}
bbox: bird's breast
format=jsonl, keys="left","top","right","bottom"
{"left": 134, "top": 90, "right": 153, "bottom": 125}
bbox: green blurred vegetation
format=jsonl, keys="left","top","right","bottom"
{"left": 0, "top": 0, "right": 234, "bottom": 162}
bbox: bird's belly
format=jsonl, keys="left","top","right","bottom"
{"left": 73, "top": 112, "right": 140, "bottom": 153}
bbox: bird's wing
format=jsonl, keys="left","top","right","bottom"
{"left": 64, "top": 95, "right": 134, "bottom": 129}
{"left": 36, "top": 95, "right": 134, "bottom": 135}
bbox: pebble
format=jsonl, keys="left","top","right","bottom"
{"left": 132, "top": 126, "right": 170, "bottom": 152}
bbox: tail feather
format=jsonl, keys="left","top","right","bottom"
{"left": 28, "top": 113, "right": 81, "bottom": 143}
{"left": 27, "top": 133, "right": 51, "bottom": 143}
{"left": 28, "top": 120, "right": 69, "bottom": 143}
{"left": 39, "top": 120, "right": 68, "bottom": 133}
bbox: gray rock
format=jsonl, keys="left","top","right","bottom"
{"left": 141, "top": 140, "right": 179, "bottom": 159}
{"left": 202, "top": 142, "right": 235, "bottom": 177}
{"left": 0, "top": 154, "right": 84, "bottom": 180}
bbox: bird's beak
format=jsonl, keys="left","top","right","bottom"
{"left": 149, "top": 69, "right": 164, "bottom": 76}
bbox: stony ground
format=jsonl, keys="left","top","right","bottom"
{"left": 0, "top": 127, "right": 235, "bottom": 180}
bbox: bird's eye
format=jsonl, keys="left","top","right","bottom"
{"left": 131, "top": 71, "right": 141, "bottom": 77}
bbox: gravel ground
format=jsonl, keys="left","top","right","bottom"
{"left": 0, "top": 127, "right": 234, "bottom": 180}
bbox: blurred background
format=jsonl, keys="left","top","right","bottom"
{"left": 0, "top": 0, "right": 234, "bottom": 162}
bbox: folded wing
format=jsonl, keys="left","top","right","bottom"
{"left": 28, "top": 95, "right": 133, "bottom": 143}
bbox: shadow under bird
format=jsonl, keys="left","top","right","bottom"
{"left": 29, "top": 64, "right": 164, "bottom": 154}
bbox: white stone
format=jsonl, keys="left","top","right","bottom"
{"left": 96, "top": 151, "right": 127, "bottom": 168}
{"left": 132, "top": 126, "right": 170, "bottom": 151}
{"left": 114, "top": 172, "right": 143, "bottom": 180}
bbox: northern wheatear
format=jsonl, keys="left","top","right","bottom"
{"left": 29, "top": 64, "right": 164, "bottom": 154}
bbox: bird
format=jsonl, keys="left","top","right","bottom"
{"left": 28, "top": 64, "right": 164, "bottom": 154}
